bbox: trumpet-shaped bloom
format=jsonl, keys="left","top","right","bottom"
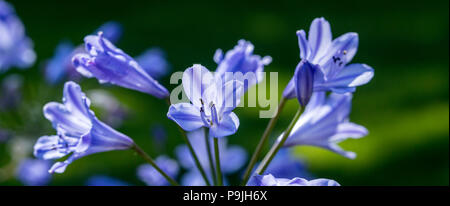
{"left": 249, "top": 174, "right": 340, "bottom": 186}
{"left": 33, "top": 81, "right": 134, "bottom": 173}
{"left": 280, "top": 92, "right": 368, "bottom": 159}
{"left": 0, "top": 0, "right": 36, "bottom": 73}
{"left": 137, "top": 155, "right": 179, "bottom": 186}
{"left": 176, "top": 128, "right": 247, "bottom": 185}
{"left": 16, "top": 158, "right": 52, "bottom": 186}
{"left": 72, "top": 33, "right": 169, "bottom": 99}
{"left": 167, "top": 64, "right": 244, "bottom": 138}
{"left": 283, "top": 17, "right": 374, "bottom": 98}
{"left": 214, "top": 40, "right": 271, "bottom": 91}
{"left": 135, "top": 48, "right": 170, "bottom": 79}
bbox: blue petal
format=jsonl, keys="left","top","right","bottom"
{"left": 308, "top": 17, "right": 332, "bottom": 63}
{"left": 294, "top": 61, "right": 315, "bottom": 107}
{"left": 296, "top": 30, "right": 310, "bottom": 60}
{"left": 217, "top": 80, "right": 244, "bottom": 115}
{"left": 318, "top": 64, "right": 374, "bottom": 92}
{"left": 221, "top": 145, "right": 247, "bottom": 173}
{"left": 182, "top": 64, "right": 216, "bottom": 106}
{"left": 209, "top": 112, "right": 239, "bottom": 138}
{"left": 33, "top": 135, "right": 69, "bottom": 160}
{"left": 95, "top": 21, "right": 123, "bottom": 44}
{"left": 167, "top": 103, "right": 204, "bottom": 131}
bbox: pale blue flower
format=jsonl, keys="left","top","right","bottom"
{"left": 283, "top": 17, "right": 374, "bottom": 98}
{"left": 280, "top": 92, "right": 368, "bottom": 159}
{"left": 167, "top": 64, "right": 244, "bottom": 138}
{"left": 214, "top": 40, "right": 271, "bottom": 91}
{"left": 0, "top": 0, "right": 36, "bottom": 73}
{"left": 33, "top": 81, "right": 134, "bottom": 173}
{"left": 16, "top": 158, "right": 52, "bottom": 186}
{"left": 137, "top": 155, "right": 179, "bottom": 186}
{"left": 72, "top": 33, "right": 169, "bottom": 99}
{"left": 86, "top": 175, "right": 130, "bottom": 186}
{"left": 136, "top": 48, "right": 170, "bottom": 79}
{"left": 249, "top": 174, "right": 340, "bottom": 186}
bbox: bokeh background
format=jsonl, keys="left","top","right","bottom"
{"left": 0, "top": 0, "right": 448, "bottom": 186}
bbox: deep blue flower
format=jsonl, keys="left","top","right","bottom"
{"left": 15, "top": 158, "right": 52, "bottom": 186}
{"left": 167, "top": 64, "right": 244, "bottom": 138}
{"left": 0, "top": 0, "right": 36, "bottom": 73}
{"left": 72, "top": 32, "right": 169, "bottom": 99}
{"left": 283, "top": 17, "right": 374, "bottom": 98}
{"left": 135, "top": 48, "right": 170, "bottom": 79}
{"left": 176, "top": 128, "right": 247, "bottom": 185}
{"left": 137, "top": 155, "right": 179, "bottom": 186}
{"left": 249, "top": 174, "right": 340, "bottom": 186}
{"left": 86, "top": 175, "right": 130, "bottom": 186}
{"left": 0, "top": 74, "right": 22, "bottom": 111}
{"left": 33, "top": 81, "right": 134, "bottom": 173}
{"left": 214, "top": 40, "right": 271, "bottom": 91}
{"left": 280, "top": 92, "right": 368, "bottom": 159}
{"left": 293, "top": 60, "right": 315, "bottom": 106}
{"left": 95, "top": 21, "right": 123, "bottom": 44}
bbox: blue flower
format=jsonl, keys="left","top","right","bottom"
{"left": 86, "top": 175, "right": 130, "bottom": 186}
{"left": 15, "top": 158, "right": 52, "bottom": 186}
{"left": 283, "top": 17, "right": 374, "bottom": 98}
{"left": 176, "top": 128, "right": 247, "bottom": 185}
{"left": 72, "top": 32, "right": 169, "bottom": 99}
{"left": 249, "top": 174, "right": 340, "bottom": 186}
{"left": 33, "top": 81, "right": 134, "bottom": 173}
{"left": 95, "top": 21, "right": 123, "bottom": 44}
{"left": 137, "top": 155, "right": 179, "bottom": 186}
{"left": 280, "top": 92, "right": 368, "bottom": 159}
{"left": 214, "top": 40, "right": 271, "bottom": 91}
{"left": 264, "top": 149, "right": 310, "bottom": 180}
{"left": 293, "top": 60, "right": 316, "bottom": 106}
{"left": 167, "top": 64, "right": 244, "bottom": 138}
{"left": 0, "top": 0, "right": 36, "bottom": 73}
{"left": 44, "top": 41, "right": 76, "bottom": 84}
{"left": 135, "top": 48, "right": 170, "bottom": 79}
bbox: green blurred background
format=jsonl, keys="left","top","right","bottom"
{"left": 0, "top": 0, "right": 448, "bottom": 185}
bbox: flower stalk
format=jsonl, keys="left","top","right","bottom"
{"left": 204, "top": 128, "right": 217, "bottom": 185}
{"left": 214, "top": 138, "right": 223, "bottom": 186}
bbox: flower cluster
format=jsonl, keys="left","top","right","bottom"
{"left": 1, "top": 1, "right": 374, "bottom": 187}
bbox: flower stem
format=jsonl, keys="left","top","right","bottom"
{"left": 165, "top": 97, "right": 211, "bottom": 186}
{"left": 204, "top": 128, "right": 217, "bottom": 186}
{"left": 131, "top": 144, "right": 179, "bottom": 186}
{"left": 254, "top": 107, "right": 302, "bottom": 176}
{"left": 241, "top": 97, "right": 287, "bottom": 185}
{"left": 214, "top": 137, "right": 223, "bottom": 186}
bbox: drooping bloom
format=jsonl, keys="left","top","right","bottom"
{"left": 214, "top": 40, "right": 271, "bottom": 91}
{"left": 280, "top": 92, "right": 368, "bottom": 159}
{"left": 0, "top": 0, "right": 36, "bottom": 73}
{"left": 72, "top": 33, "right": 169, "bottom": 99}
{"left": 283, "top": 17, "right": 374, "bottom": 98}
{"left": 15, "top": 158, "right": 52, "bottom": 186}
{"left": 167, "top": 64, "right": 244, "bottom": 138}
{"left": 137, "top": 155, "right": 179, "bottom": 186}
{"left": 176, "top": 128, "right": 247, "bottom": 185}
{"left": 86, "top": 175, "right": 130, "bottom": 186}
{"left": 135, "top": 48, "right": 170, "bottom": 79}
{"left": 33, "top": 81, "right": 134, "bottom": 173}
{"left": 249, "top": 174, "right": 340, "bottom": 186}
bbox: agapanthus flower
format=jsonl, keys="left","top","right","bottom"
{"left": 167, "top": 64, "right": 244, "bottom": 138}
{"left": 280, "top": 92, "right": 368, "bottom": 159}
{"left": 135, "top": 48, "right": 170, "bottom": 79}
{"left": 33, "top": 81, "right": 134, "bottom": 173}
{"left": 214, "top": 40, "right": 271, "bottom": 91}
{"left": 86, "top": 175, "right": 130, "bottom": 186}
{"left": 283, "top": 17, "right": 374, "bottom": 98}
{"left": 15, "top": 158, "right": 52, "bottom": 186}
{"left": 176, "top": 128, "right": 247, "bottom": 185}
{"left": 249, "top": 174, "right": 340, "bottom": 186}
{"left": 72, "top": 33, "right": 169, "bottom": 99}
{"left": 0, "top": 74, "right": 22, "bottom": 111}
{"left": 137, "top": 155, "right": 179, "bottom": 186}
{"left": 95, "top": 21, "right": 123, "bottom": 44}
{"left": 0, "top": 0, "right": 36, "bottom": 73}
{"left": 44, "top": 41, "right": 76, "bottom": 84}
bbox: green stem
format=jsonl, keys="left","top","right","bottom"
{"left": 132, "top": 144, "right": 179, "bottom": 186}
{"left": 204, "top": 128, "right": 217, "bottom": 186}
{"left": 254, "top": 107, "right": 302, "bottom": 176}
{"left": 165, "top": 97, "right": 211, "bottom": 186}
{"left": 241, "top": 97, "right": 287, "bottom": 185}
{"left": 214, "top": 138, "right": 223, "bottom": 186}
